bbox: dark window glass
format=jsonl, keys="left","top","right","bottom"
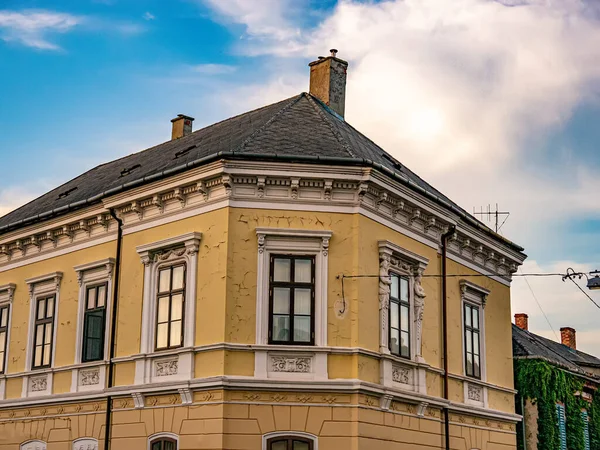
{"left": 269, "top": 256, "right": 315, "bottom": 345}
{"left": 150, "top": 439, "right": 177, "bottom": 450}
{"left": 32, "top": 295, "right": 55, "bottom": 369}
{"left": 0, "top": 305, "right": 8, "bottom": 373}
{"left": 82, "top": 284, "right": 107, "bottom": 362}
{"left": 156, "top": 265, "right": 186, "bottom": 350}
{"left": 267, "top": 437, "right": 314, "bottom": 450}
{"left": 464, "top": 303, "right": 481, "bottom": 378}
{"left": 389, "top": 274, "right": 410, "bottom": 358}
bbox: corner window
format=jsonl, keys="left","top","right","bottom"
{"left": 0, "top": 305, "right": 8, "bottom": 373}
{"left": 82, "top": 284, "right": 107, "bottom": 362}
{"left": 150, "top": 439, "right": 177, "bottom": 450}
{"left": 267, "top": 437, "right": 314, "bottom": 450}
{"left": 389, "top": 274, "right": 410, "bottom": 358}
{"left": 32, "top": 295, "right": 55, "bottom": 369}
{"left": 156, "top": 264, "right": 185, "bottom": 350}
{"left": 464, "top": 302, "right": 481, "bottom": 378}
{"left": 269, "top": 255, "right": 315, "bottom": 345}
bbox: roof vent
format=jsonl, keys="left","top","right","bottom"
{"left": 174, "top": 144, "right": 196, "bottom": 159}
{"left": 382, "top": 153, "right": 402, "bottom": 170}
{"left": 58, "top": 187, "right": 77, "bottom": 199}
{"left": 120, "top": 164, "right": 141, "bottom": 177}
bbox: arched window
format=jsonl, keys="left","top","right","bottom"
{"left": 20, "top": 440, "right": 47, "bottom": 450}
{"left": 149, "top": 435, "right": 178, "bottom": 450}
{"left": 266, "top": 436, "right": 314, "bottom": 450}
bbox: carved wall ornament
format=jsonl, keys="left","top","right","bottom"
{"left": 155, "top": 358, "right": 178, "bottom": 376}
{"left": 0, "top": 283, "right": 15, "bottom": 303}
{"left": 378, "top": 253, "right": 392, "bottom": 353}
{"left": 222, "top": 174, "right": 232, "bottom": 197}
{"left": 271, "top": 356, "right": 312, "bottom": 373}
{"left": 321, "top": 237, "right": 330, "bottom": 257}
{"left": 323, "top": 179, "right": 333, "bottom": 200}
{"left": 467, "top": 383, "right": 483, "bottom": 402}
{"left": 179, "top": 388, "right": 193, "bottom": 404}
{"left": 417, "top": 402, "right": 429, "bottom": 417}
{"left": 30, "top": 375, "right": 47, "bottom": 392}
{"left": 79, "top": 369, "right": 100, "bottom": 386}
{"left": 392, "top": 365, "right": 413, "bottom": 385}
{"left": 131, "top": 201, "right": 143, "bottom": 220}
{"left": 380, "top": 394, "right": 393, "bottom": 411}
{"left": 20, "top": 440, "right": 46, "bottom": 450}
{"left": 256, "top": 177, "right": 266, "bottom": 198}
{"left": 154, "top": 246, "right": 186, "bottom": 262}
{"left": 73, "top": 439, "right": 98, "bottom": 450}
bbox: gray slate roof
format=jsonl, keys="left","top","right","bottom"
{"left": 513, "top": 324, "right": 600, "bottom": 379}
{"left": 0, "top": 93, "right": 523, "bottom": 252}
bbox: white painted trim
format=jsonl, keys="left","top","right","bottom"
{"left": 20, "top": 440, "right": 47, "bottom": 450}
{"left": 148, "top": 432, "right": 179, "bottom": 450}
{"left": 262, "top": 431, "right": 318, "bottom": 450}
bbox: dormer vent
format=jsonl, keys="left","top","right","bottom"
{"left": 120, "top": 164, "right": 141, "bottom": 177}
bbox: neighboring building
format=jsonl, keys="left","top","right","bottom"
{"left": 513, "top": 314, "right": 600, "bottom": 450}
{"left": 0, "top": 51, "right": 526, "bottom": 450}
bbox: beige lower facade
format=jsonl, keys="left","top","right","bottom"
{"left": 0, "top": 390, "right": 517, "bottom": 450}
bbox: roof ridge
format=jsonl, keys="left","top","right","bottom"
{"left": 235, "top": 94, "right": 304, "bottom": 152}
{"left": 305, "top": 93, "right": 357, "bottom": 158}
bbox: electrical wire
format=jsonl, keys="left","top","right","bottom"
{"left": 518, "top": 267, "right": 559, "bottom": 341}
{"left": 567, "top": 277, "right": 600, "bottom": 310}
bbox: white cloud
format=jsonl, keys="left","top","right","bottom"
{"left": 0, "top": 186, "right": 45, "bottom": 219}
{"left": 143, "top": 12, "right": 155, "bottom": 21}
{"left": 0, "top": 9, "right": 81, "bottom": 50}
{"left": 190, "top": 63, "right": 237, "bottom": 75}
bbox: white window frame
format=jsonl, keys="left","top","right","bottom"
{"left": 460, "top": 279, "right": 489, "bottom": 407}
{"left": 255, "top": 228, "right": 331, "bottom": 347}
{"left": 254, "top": 228, "right": 331, "bottom": 381}
{"left": 23, "top": 272, "right": 62, "bottom": 397}
{"left": 73, "top": 438, "right": 98, "bottom": 450}
{"left": 262, "top": 431, "right": 317, "bottom": 450}
{"left": 73, "top": 258, "right": 115, "bottom": 364}
{"left": 0, "top": 283, "right": 15, "bottom": 400}
{"left": 148, "top": 432, "right": 179, "bottom": 450}
{"left": 135, "top": 232, "right": 201, "bottom": 385}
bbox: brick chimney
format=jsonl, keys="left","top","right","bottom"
{"left": 515, "top": 313, "right": 529, "bottom": 331}
{"left": 171, "top": 114, "right": 194, "bottom": 140}
{"left": 560, "top": 327, "right": 576, "bottom": 350}
{"left": 309, "top": 49, "right": 348, "bottom": 118}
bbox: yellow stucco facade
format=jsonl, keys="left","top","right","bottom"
{"left": 0, "top": 158, "right": 525, "bottom": 450}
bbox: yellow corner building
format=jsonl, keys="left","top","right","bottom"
{"left": 0, "top": 52, "right": 527, "bottom": 450}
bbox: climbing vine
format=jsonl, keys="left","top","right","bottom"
{"left": 514, "top": 359, "right": 600, "bottom": 450}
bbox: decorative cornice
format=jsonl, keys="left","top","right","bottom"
{"left": 136, "top": 232, "right": 202, "bottom": 265}
{"left": 0, "top": 283, "right": 16, "bottom": 304}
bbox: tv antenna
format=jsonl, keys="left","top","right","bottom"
{"left": 473, "top": 204, "right": 510, "bottom": 234}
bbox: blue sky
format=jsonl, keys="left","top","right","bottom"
{"left": 1, "top": 0, "right": 599, "bottom": 353}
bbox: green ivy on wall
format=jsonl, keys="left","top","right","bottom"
{"left": 514, "top": 359, "right": 600, "bottom": 450}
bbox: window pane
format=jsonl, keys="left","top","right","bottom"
{"left": 400, "top": 277, "right": 409, "bottom": 302}
{"left": 391, "top": 275, "right": 399, "bottom": 299}
{"left": 466, "top": 330, "right": 472, "bottom": 352}
{"left": 1, "top": 307, "right": 7, "bottom": 327}
{"left": 88, "top": 338, "right": 102, "bottom": 361}
{"left": 474, "top": 355, "right": 480, "bottom": 377}
{"left": 273, "top": 288, "right": 290, "bottom": 314}
{"left": 172, "top": 266, "right": 185, "bottom": 290}
{"left": 97, "top": 285, "right": 106, "bottom": 308}
{"left": 171, "top": 294, "right": 183, "bottom": 321}
{"left": 401, "top": 331, "right": 410, "bottom": 357}
{"left": 0, "top": 351, "right": 4, "bottom": 372}
{"left": 273, "top": 258, "right": 291, "bottom": 282}
{"left": 43, "top": 344, "right": 51, "bottom": 365}
{"left": 400, "top": 305, "right": 409, "bottom": 331}
{"left": 294, "top": 259, "right": 312, "bottom": 283}
{"left": 466, "top": 352, "right": 473, "bottom": 375}
{"left": 87, "top": 313, "right": 104, "bottom": 339}
{"left": 34, "top": 347, "right": 42, "bottom": 367}
{"left": 87, "top": 288, "right": 96, "bottom": 309}
{"left": 390, "top": 328, "right": 400, "bottom": 355}
{"left": 44, "top": 323, "right": 52, "bottom": 345}
{"left": 158, "top": 296, "right": 169, "bottom": 322}
{"left": 473, "top": 333, "right": 480, "bottom": 356}
{"left": 465, "top": 305, "right": 471, "bottom": 327}
{"left": 294, "top": 441, "right": 310, "bottom": 450}
{"left": 164, "top": 441, "right": 175, "bottom": 450}
{"left": 35, "top": 325, "right": 44, "bottom": 345}
{"left": 46, "top": 297, "right": 54, "bottom": 318}
{"left": 170, "top": 320, "right": 182, "bottom": 347}
{"left": 294, "top": 289, "right": 311, "bottom": 315}
{"left": 156, "top": 323, "right": 168, "bottom": 348}
{"left": 294, "top": 316, "right": 311, "bottom": 342}
{"left": 390, "top": 302, "right": 399, "bottom": 329}
{"left": 151, "top": 442, "right": 161, "bottom": 450}
{"left": 473, "top": 308, "right": 479, "bottom": 330}
{"left": 37, "top": 299, "right": 45, "bottom": 319}
{"left": 0, "top": 331, "right": 4, "bottom": 351}
{"left": 270, "top": 441, "right": 287, "bottom": 450}
{"left": 159, "top": 268, "right": 171, "bottom": 293}
{"left": 272, "top": 315, "right": 290, "bottom": 341}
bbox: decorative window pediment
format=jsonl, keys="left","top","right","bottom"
{"left": 0, "top": 284, "right": 16, "bottom": 304}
